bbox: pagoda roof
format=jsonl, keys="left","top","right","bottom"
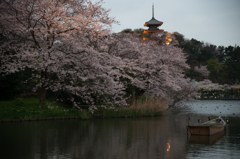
{"left": 144, "top": 17, "right": 163, "bottom": 26}
{"left": 144, "top": 29, "right": 164, "bottom": 32}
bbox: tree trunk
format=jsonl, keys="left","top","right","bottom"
{"left": 39, "top": 86, "right": 46, "bottom": 105}
{"left": 131, "top": 89, "right": 135, "bottom": 106}
{"left": 39, "top": 70, "right": 47, "bottom": 105}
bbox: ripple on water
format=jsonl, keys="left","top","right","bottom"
{"left": 183, "top": 100, "right": 240, "bottom": 117}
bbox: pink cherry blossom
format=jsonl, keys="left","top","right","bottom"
{"left": 0, "top": 0, "right": 199, "bottom": 109}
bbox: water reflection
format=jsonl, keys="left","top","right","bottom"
{"left": 188, "top": 131, "right": 225, "bottom": 145}
{"left": 0, "top": 100, "right": 240, "bottom": 159}
{"left": 166, "top": 137, "right": 171, "bottom": 151}
{"left": 0, "top": 117, "right": 188, "bottom": 159}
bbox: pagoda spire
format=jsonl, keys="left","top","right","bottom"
{"left": 152, "top": 3, "right": 154, "bottom": 18}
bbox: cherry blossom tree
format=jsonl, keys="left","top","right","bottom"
{"left": 197, "top": 79, "right": 218, "bottom": 90}
{"left": 0, "top": 0, "right": 199, "bottom": 109}
{"left": 99, "top": 33, "right": 196, "bottom": 107}
{"left": 0, "top": 0, "right": 127, "bottom": 108}
{"left": 164, "top": 78, "right": 199, "bottom": 107}
{"left": 194, "top": 65, "right": 210, "bottom": 78}
{"left": 197, "top": 79, "right": 213, "bottom": 90}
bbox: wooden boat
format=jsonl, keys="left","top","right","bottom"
{"left": 187, "top": 117, "right": 226, "bottom": 136}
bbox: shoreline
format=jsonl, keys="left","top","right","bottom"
{"left": 0, "top": 116, "right": 82, "bottom": 123}
{"left": 0, "top": 98, "right": 168, "bottom": 123}
{"left": 0, "top": 113, "right": 166, "bottom": 124}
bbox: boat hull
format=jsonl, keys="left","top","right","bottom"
{"left": 188, "top": 125, "right": 225, "bottom": 136}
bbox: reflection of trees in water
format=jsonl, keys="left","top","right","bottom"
{"left": 23, "top": 117, "right": 187, "bottom": 159}
{"left": 0, "top": 116, "right": 188, "bottom": 159}
{"left": 2, "top": 101, "right": 240, "bottom": 158}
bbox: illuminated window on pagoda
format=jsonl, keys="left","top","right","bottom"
{"left": 165, "top": 33, "right": 173, "bottom": 45}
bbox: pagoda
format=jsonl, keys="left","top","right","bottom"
{"left": 143, "top": 4, "right": 164, "bottom": 40}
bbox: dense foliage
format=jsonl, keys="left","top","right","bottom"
{"left": 172, "top": 32, "right": 240, "bottom": 85}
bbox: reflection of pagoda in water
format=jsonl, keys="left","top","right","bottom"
{"left": 143, "top": 4, "right": 164, "bottom": 40}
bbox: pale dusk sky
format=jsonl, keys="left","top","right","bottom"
{"left": 92, "top": 0, "right": 240, "bottom": 47}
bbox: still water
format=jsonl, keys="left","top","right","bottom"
{"left": 0, "top": 100, "right": 240, "bottom": 159}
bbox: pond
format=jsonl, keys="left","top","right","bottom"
{"left": 0, "top": 100, "right": 240, "bottom": 159}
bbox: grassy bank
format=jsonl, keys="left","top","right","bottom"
{"left": 0, "top": 98, "right": 168, "bottom": 121}
{"left": 95, "top": 98, "right": 168, "bottom": 118}
{"left": 0, "top": 98, "right": 90, "bottom": 120}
